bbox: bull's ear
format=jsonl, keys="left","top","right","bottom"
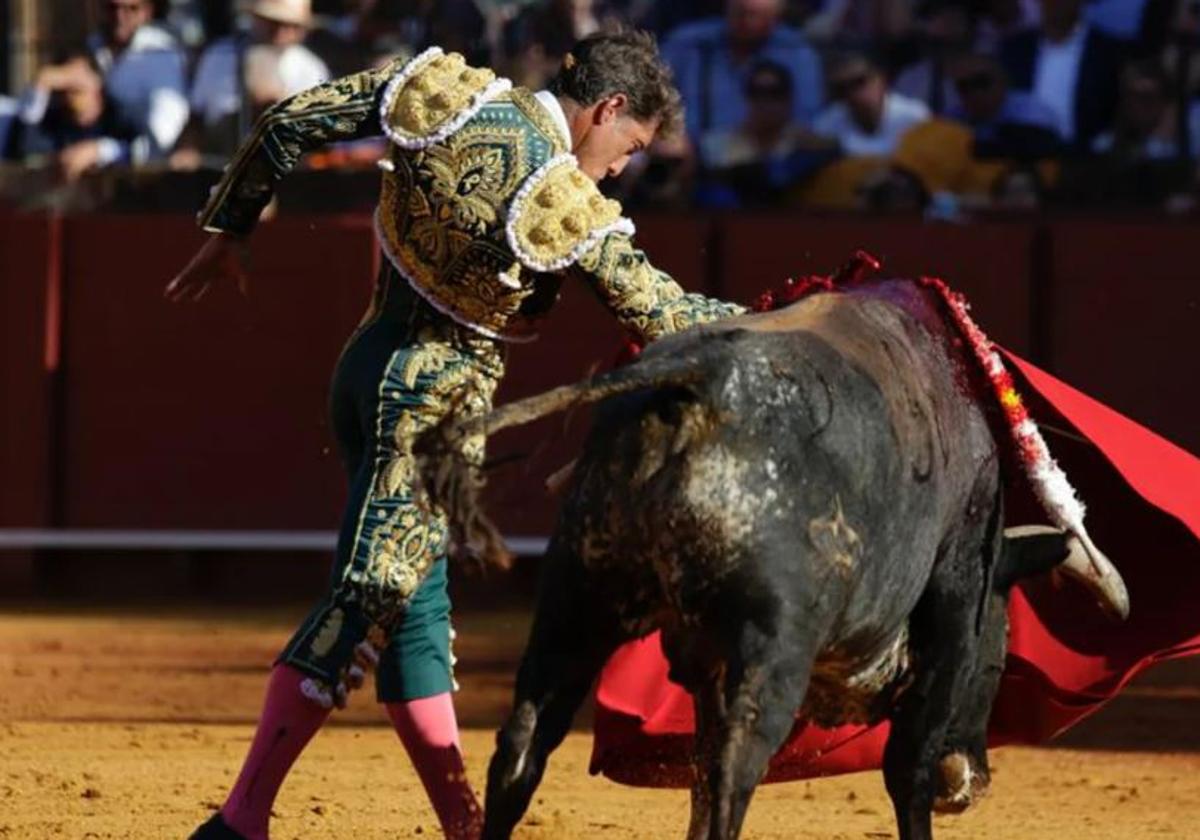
{"left": 995, "top": 525, "right": 1072, "bottom": 592}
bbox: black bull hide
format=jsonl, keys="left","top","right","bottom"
{"left": 420, "top": 280, "right": 1083, "bottom": 840}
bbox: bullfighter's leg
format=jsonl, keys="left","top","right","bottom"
{"left": 198, "top": 328, "right": 390, "bottom": 840}
{"left": 882, "top": 534, "right": 986, "bottom": 840}
{"left": 482, "top": 541, "right": 631, "bottom": 840}
{"left": 703, "top": 618, "right": 816, "bottom": 840}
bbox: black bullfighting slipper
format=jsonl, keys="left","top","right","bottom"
{"left": 188, "top": 812, "right": 249, "bottom": 840}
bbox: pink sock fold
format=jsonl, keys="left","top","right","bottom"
{"left": 220, "top": 664, "right": 330, "bottom": 840}
{"left": 387, "top": 694, "right": 483, "bottom": 840}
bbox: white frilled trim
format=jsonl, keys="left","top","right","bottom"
{"left": 505, "top": 153, "right": 637, "bottom": 273}
{"left": 379, "top": 46, "right": 513, "bottom": 150}
{"left": 372, "top": 208, "right": 539, "bottom": 344}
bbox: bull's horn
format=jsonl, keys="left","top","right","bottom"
{"left": 1070, "top": 530, "right": 1130, "bottom": 621}
{"left": 1003, "top": 525, "right": 1130, "bottom": 621}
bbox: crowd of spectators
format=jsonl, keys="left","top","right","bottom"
{"left": 3, "top": 0, "right": 1200, "bottom": 215}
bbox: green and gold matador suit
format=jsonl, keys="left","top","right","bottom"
{"left": 200, "top": 47, "right": 745, "bottom": 705}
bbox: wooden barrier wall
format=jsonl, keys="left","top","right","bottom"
{"left": 1, "top": 211, "right": 1197, "bottom": 547}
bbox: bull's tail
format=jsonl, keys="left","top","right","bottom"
{"left": 415, "top": 349, "right": 710, "bottom": 570}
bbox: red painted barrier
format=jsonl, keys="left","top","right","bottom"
{"left": 0, "top": 212, "right": 56, "bottom": 528}
{"left": 0, "top": 211, "right": 1196, "bottom": 543}
{"left": 58, "top": 215, "right": 375, "bottom": 529}
{"left": 1045, "top": 220, "right": 1200, "bottom": 455}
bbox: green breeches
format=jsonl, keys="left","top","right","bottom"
{"left": 279, "top": 278, "right": 503, "bottom": 703}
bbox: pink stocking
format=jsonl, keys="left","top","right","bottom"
{"left": 221, "top": 664, "right": 331, "bottom": 840}
{"left": 387, "top": 694, "right": 483, "bottom": 840}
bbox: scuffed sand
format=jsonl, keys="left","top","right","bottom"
{"left": 2, "top": 607, "right": 1198, "bottom": 839}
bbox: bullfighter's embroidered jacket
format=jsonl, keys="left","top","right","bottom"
{"left": 199, "top": 46, "right": 745, "bottom": 343}
{"left": 199, "top": 49, "right": 746, "bottom": 699}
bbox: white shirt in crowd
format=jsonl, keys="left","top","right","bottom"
{"left": 190, "top": 36, "right": 330, "bottom": 127}
{"left": 812, "top": 91, "right": 931, "bottom": 157}
{"left": 20, "top": 23, "right": 188, "bottom": 165}
{"left": 1032, "top": 22, "right": 1088, "bottom": 142}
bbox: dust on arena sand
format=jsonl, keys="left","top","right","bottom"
{"left": 2, "top": 604, "right": 1198, "bottom": 839}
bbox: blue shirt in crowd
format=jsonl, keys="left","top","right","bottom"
{"left": 661, "top": 17, "right": 824, "bottom": 140}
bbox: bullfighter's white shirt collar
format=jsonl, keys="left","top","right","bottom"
{"left": 534, "top": 89, "right": 573, "bottom": 150}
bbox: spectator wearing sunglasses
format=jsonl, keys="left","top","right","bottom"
{"left": 947, "top": 52, "right": 1062, "bottom": 159}
{"left": 811, "top": 52, "right": 931, "bottom": 156}
{"left": 1092, "top": 60, "right": 1178, "bottom": 160}
{"left": 661, "top": 0, "right": 824, "bottom": 140}
{"left": 697, "top": 59, "right": 837, "bottom": 206}
{"left": 1057, "top": 59, "right": 1192, "bottom": 208}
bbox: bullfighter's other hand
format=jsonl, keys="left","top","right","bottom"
{"left": 164, "top": 231, "right": 250, "bottom": 303}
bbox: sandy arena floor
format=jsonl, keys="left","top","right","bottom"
{"left": 2, "top": 604, "right": 1199, "bottom": 839}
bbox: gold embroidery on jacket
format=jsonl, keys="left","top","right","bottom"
{"left": 376, "top": 105, "right": 563, "bottom": 340}
{"left": 309, "top": 607, "right": 345, "bottom": 657}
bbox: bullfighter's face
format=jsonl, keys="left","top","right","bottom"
{"left": 569, "top": 94, "right": 660, "bottom": 182}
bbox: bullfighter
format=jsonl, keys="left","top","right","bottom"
{"left": 168, "top": 31, "right": 745, "bottom": 840}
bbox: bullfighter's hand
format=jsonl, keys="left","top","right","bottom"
{"left": 164, "top": 232, "right": 250, "bottom": 303}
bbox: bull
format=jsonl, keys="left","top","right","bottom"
{"left": 420, "top": 277, "right": 1129, "bottom": 840}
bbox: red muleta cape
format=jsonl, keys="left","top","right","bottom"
{"left": 589, "top": 344, "right": 1200, "bottom": 787}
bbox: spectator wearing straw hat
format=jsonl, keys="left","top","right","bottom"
{"left": 187, "top": 0, "right": 329, "bottom": 157}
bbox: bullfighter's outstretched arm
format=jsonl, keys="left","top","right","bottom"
{"left": 198, "top": 58, "right": 404, "bottom": 236}
{"left": 575, "top": 231, "right": 746, "bottom": 342}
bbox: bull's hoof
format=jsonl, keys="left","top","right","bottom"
{"left": 187, "top": 812, "right": 249, "bottom": 840}
{"left": 932, "top": 753, "right": 989, "bottom": 814}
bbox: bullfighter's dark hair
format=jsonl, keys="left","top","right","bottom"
{"left": 549, "top": 29, "right": 684, "bottom": 138}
